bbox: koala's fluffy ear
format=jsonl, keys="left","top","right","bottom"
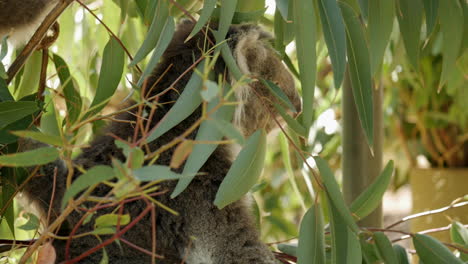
{"left": 232, "top": 26, "right": 272, "bottom": 76}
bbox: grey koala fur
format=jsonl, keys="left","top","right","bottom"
{"left": 8, "top": 14, "right": 300, "bottom": 264}
{"left": 0, "top": 0, "right": 59, "bottom": 44}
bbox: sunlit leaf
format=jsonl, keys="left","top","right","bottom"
{"left": 18, "top": 213, "right": 40, "bottom": 231}
{"left": 61, "top": 166, "right": 115, "bottom": 209}
{"left": 450, "top": 221, "right": 468, "bottom": 261}
{"left": 317, "top": 0, "right": 347, "bottom": 88}
{"left": 53, "top": 54, "right": 82, "bottom": 124}
{"left": 340, "top": 2, "right": 374, "bottom": 148}
{"left": 413, "top": 234, "right": 464, "bottom": 264}
{"left": 87, "top": 37, "right": 125, "bottom": 115}
{"left": 94, "top": 214, "right": 130, "bottom": 228}
{"left": 297, "top": 204, "right": 325, "bottom": 264}
{"left": 373, "top": 232, "right": 398, "bottom": 264}
{"left": 170, "top": 141, "right": 194, "bottom": 169}
{"left": 396, "top": 0, "right": 423, "bottom": 69}
{"left": 293, "top": 0, "right": 316, "bottom": 131}
{"left": 15, "top": 51, "right": 41, "bottom": 99}
{"left": 0, "top": 147, "right": 59, "bottom": 167}
{"left": 146, "top": 62, "right": 204, "bottom": 143}
{"left": 0, "top": 101, "right": 37, "bottom": 128}
{"left": 350, "top": 160, "right": 394, "bottom": 219}
{"left": 314, "top": 156, "right": 359, "bottom": 233}
{"left": 275, "top": 0, "right": 289, "bottom": 20}
{"left": 214, "top": 129, "right": 266, "bottom": 209}
{"left": 438, "top": 0, "right": 463, "bottom": 89}
{"left": 423, "top": 0, "right": 439, "bottom": 35}
{"left": 130, "top": 0, "right": 169, "bottom": 66}
{"left": 368, "top": 0, "right": 394, "bottom": 75}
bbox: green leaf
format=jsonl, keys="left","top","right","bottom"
{"left": 358, "top": 0, "right": 369, "bottom": 19}
{"left": 368, "top": 0, "right": 395, "bottom": 75}
{"left": 340, "top": 2, "right": 374, "bottom": 148}
{"left": 278, "top": 243, "right": 297, "bottom": 257}
{"left": 329, "top": 201, "right": 362, "bottom": 264}
{"left": 87, "top": 37, "right": 125, "bottom": 115}
{"left": 146, "top": 63, "right": 204, "bottom": 142}
{"left": 188, "top": 0, "right": 217, "bottom": 40}
{"left": 317, "top": 0, "right": 347, "bottom": 88}
{"left": 413, "top": 234, "right": 464, "bottom": 264}
{"left": 261, "top": 79, "right": 297, "bottom": 112}
{"left": 293, "top": 0, "right": 316, "bottom": 131}
{"left": 0, "top": 147, "right": 59, "bottom": 167}
{"left": 373, "top": 232, "right": 398, "bottom": 264}
{"left": 273, "top": 103, "right": 307, "bottom": 137}
{"left": 137, "top": 17, "right": 175, "bottom": 87}
{"left": 132, "top": 165, "right": 184, "bottom": 182}
{"left": 11, "top": 130, "right": 63, "bottom": 146}
{"left": 61, "top": 166, "right": 115, "bottom": 209}
{"left": 393, "top": 245, "right": 410, "bottom": 264}
{"left": 53, "top": 54, "right": 82, "bottom": 124}
{"left": 0, "top": 101, "right": 38, "bottom": 128}
{"left": 94, "top": 213, "right": 130, "bottom": 228}
{"left": 297, "top": 204, "right": 325, "bottom": 264}
{"left": 423, "top": 0, "right": 439, "bottom": 35}
{"left": 218, "top": 0, "right": 238, "bottom": 40}
{"left": 0, "top": 35, "right": 8, "bottom": 60}
{"left": 15, "top": 51, "right": 41, "bottom": 99}
{"left": 396, "top": 0, "right": 423, "bottom": 69}
{"left": 214, "top": 129, "right": 266, "bottom": 209}
{"left": 0, "top": 77, "right": 14, "bottom": 102}
{"left": 275, "top": 0, "right": 289, "bottom": 20}
{"left": 314, "top": 156, "right": 359, "bottom": 233}
{"left": 18, "top": 213, "right": 40, "bottom": 231}
{"left": 130, "top": 0, "right": 169, "bottom": 66}
{"left": 350, "top": 160, "right": 394, "bottom": 219}
{"left": 172, "top": 87, "right": 235, "bottom": 198}
{"left": 450, "top": 221, "right": 468, "bottom": 261}
{"left": 438, "top": 0, "right": 463, "bottom": 89}
{"left": 201, "top": 80, "right": 219, "bottom": 102}
{"left": 208, "top": 118, "right": 245, "bottom": 145}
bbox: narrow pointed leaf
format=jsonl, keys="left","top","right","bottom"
{"left": 317, "top": 0, "right": 347, "bottom": 88}
{"left": 350, "top": 160, "right": 394, "bottom": 219}
{"left": 214, "top": 129, "right": 266, "bottom": 209}
{"left": 172, "top": 90, "right": 235, "bottom": 197}
{"left": 133, "top": 165, "right": 184, "bottom": 182}
{"left": 450, "top": 221, "right": 468, "bottom": 261}
{"left": 438, "top": 0, "right": 463, "bottom": 89}
{"left": 261, "top": 79, "right": 297, "bottom": 112}
{"left": 396, "top": 0, "right": 423, "bottom": 69}
{"left": 87, "top": 37, "right": 125, "bottom": 115}
{"left": 208, "top": 118, "right": 245, "bottom": 145}
{"left": 218, "top": 0, "right": 238, "bottom": 40}
{"left": 393, "top": 245, "right": 410, "bottom": 264}
{"left": 358, "top": 0, "right": 369, "bottom": 19}
{"left": 95, "top": 214, "right": 130, "bottom": 228}
{"left": 0, "top": 147, "right": 59, "bottom": 167}
{"left": 293, "top": 0, "right": 316, "bottom": 131}
{"left": 11, "top": 130, "right": 63, "bottom": 147}
{"left": 273, "top": 103, "right": 307, "bottom": 137}
{"left": 314, "top": 156, "right": 359, "bottom": 233}
{"left": 0, "top": 101, "right": 37, "bottom": 128}
{"left": 137, "top": 17, "right": 175, "bottom": 87}
{"left": 170, "top": 141, "right": 194, "bottom": 169}
{"left": 130, "top": 0, "right": 169, "bottom": 66}
{"left": 329, "top": 202, "right": 362, "bottom": 264}
{"left": 15, "top": 51, "right": 41, "bottom": 99}
{"left": 340, "top": 2, "right": 374, "bottom": 147}
{"left": 423, "top": 0, "right": 439, "bottom": 35}
{"left": 188, "top": 0, "right": 217, "bottom": 40}
{"left": 61, "top": 166, "right": 115, "bottom": 209}
{"left": 53, "top": 54, "right": 82, "bottom": 124}
{"left": 373, "top": 232, "right": 398, "bottom": 264}
{"left": 369, "top": 0, "right": 394, "bottom": 75}
{"left": 278, "top": 243, "right": 297, "bottom": 257}
{"left": 297, "top": 204, "right": 325, "bottom": 264}
{"left": 275, "top": 0, "right": 289, "bottom": 20}
{"left": 413, "top": 234, "right": 464, "bottom": 264}
{"left": 0, "top": 77, "right": 13, "bottom": 102}
{"left": 146, "top": 63, "right": 204, "bottom": 142}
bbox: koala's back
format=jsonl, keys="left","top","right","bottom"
{"left": 0, "top": 0, "right": 53, "bottom": 28}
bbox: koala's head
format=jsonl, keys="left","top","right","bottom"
{"left": 226, "top": 24, "right": 301, "bottom": 136}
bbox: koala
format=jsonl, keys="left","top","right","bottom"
{"left": 0, "top": 0, "right": 59, "bottom": 45}
{"left": 2, "top": 6, "right": 301, "bottom": 264}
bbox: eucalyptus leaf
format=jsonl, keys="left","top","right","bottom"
{"left": 368, "top": 0, "right": 394, "bottom": 75}
{"left": 261, "top": 79, "right": 297, "bottom": 112}
{"left": 11, "top": 130, "right": 63, "bottom": 147}
{"left": 214, "top": 129, "right": 266, "bottom": 209}
{"left": 0, "top": 101, "right": 37, "bottom": 128}
{"left": 396, "top": 0, "right": 423, "bottom": 69}
{"left": 373, "top": 232, "right": 398, "bottom": 264}
{"left": 413, "top": 234, "right": 464, "bottom": 264}
{"left": 187, "top": 0, "right": 217, "bottom": 40}
{"left": 94, "top": 214, "right": 130, "bottom": 228}
{"left": 0, "top": 147, "right": 59, "bottom": 167}
{"left": 423, "top": 0, "right": 439, "bottom": 35}
{"left": 133, "top": 165, "right": 184, "bottom": 182}
{"left": 297, "top": 204, "right": 325, "bottom": 264}
{"left": 393, "top": 245, "right": 410, "bottom": 264}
